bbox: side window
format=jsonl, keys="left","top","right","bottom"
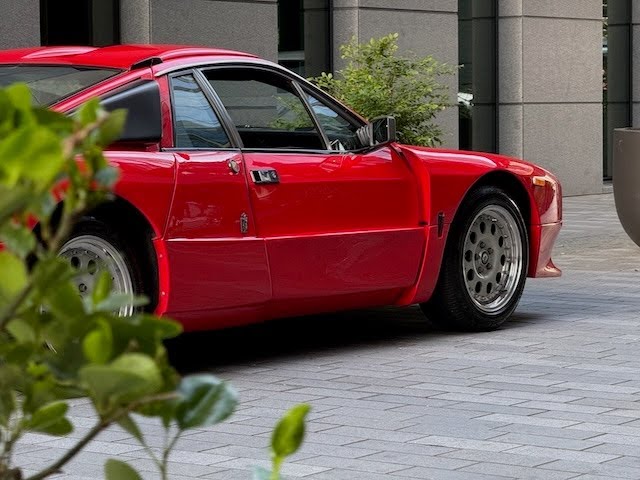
{"left": 170, "top": 74, "right": 231, "bottom": 149}
{"left": 306, "top": 92, "right": 365, "bottom": 151}
{"left": 204, "top": 69, "right": 325, "bottom": 150}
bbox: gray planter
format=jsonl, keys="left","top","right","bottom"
{"left": 614, "top": 127, "right": 640, "bottom": 248}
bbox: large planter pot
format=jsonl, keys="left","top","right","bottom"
{"left": 614, "top": 127, "right": 640, "bottom": 248}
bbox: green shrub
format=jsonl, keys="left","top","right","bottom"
{"left": 312, "top": 33, "right": 455, "bottom": 147}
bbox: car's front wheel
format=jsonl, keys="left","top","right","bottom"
{"left": 421, "top": 186, "right": 529, "bottom": 331}
{"left": 59, "top": 219, "right": 148, "bottom": 316}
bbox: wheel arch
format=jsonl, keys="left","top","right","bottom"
{"left": 52, "top": 195, "right": 161, "bottom": 311}
{"left": 462, "top": 171, "right": 531, "bottom": 227}
{"left": 446, "top": 170, "right": 536, "bottom": 282}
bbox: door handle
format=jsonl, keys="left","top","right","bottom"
{"left": 251, "top": 168, "right": 280, "bottom": 184}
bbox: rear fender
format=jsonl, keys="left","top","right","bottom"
{"left": 51, "top": 153, "right": 177, "bottom": 314}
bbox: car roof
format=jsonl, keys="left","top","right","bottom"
{"left": 0, "top": 44, "right": 257, "bottom": 70}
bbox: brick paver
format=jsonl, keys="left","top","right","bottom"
{"left": 18, "top": 193, "right": 640, "bottom": 479}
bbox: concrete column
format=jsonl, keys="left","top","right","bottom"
{"left": 498, "top": 0, "right": 603, "bottom": 195}
{"left": 331, "top": 0, "right": 459, "bottom": 148}
{"left": 0, "top": 0, "right": 41, "bottom": 48}
{"left": 120, "top": 0, "right": 151, "bottom": 44}
{"left": 147, "top": 0, "right": 278, "bottom": 61}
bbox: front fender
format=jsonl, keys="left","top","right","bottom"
{"left": 395, "top": 145, "right": 562, "bottom": 304}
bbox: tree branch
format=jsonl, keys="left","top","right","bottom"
{"left": 24, "top": 392, "right": 177, "bottom": 480}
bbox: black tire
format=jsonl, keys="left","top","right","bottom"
{"left": 59, "top": 218, "right": 155, "bottom": 314}
{"left": 421, "top": 186, "right": 529, "bottom": 331}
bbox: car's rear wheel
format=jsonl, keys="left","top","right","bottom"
{"left": 59, "top": 219, "right": 149, "bottom": 316}
{"left": 421, "top": 186, "right": 529, "bottom": 331}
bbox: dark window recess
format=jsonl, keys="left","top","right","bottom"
{"left": 458, "top": 0, "right": 497, "bottom": 153}
{"left": 40, "top": 0, "right": 120, "bottom": 46}
{"left": 604, "top": 0, "right": 631, "bottom": 180}
{"left": 277, "top": 0, "right": 331, "bottom": 77}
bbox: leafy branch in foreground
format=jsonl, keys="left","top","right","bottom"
{"left": 0, "top": 84, "right": 307, "bottom": 480}
{"left": 0, "top": 82, "right": 221, "bottom": 480}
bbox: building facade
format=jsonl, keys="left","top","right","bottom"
{"left": 0, "top": 0, "right": 627, "bottom": 195}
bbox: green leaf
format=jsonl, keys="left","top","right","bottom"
{"left": 0, "top": 222, "right": 36, "bottom": 259}
{"left": 138, "top": 315, "right": 183, "bottom": 340}
{"left": 76, "top": 97, "right": 100, "bottom": 126}
{"left": 0, "top": 390, "right": 16, "bottom": 426}
{"left": 22, "top": 375, "right": 85, "bottom": 414}
{"left": 271, "top": 404, "right": 311, "bottom": 459}
{"left": 175, "top": 374, "right": 238, "bottom": 430}
{"left": 6, "top": 318, "right": 36, "bottom": 344}
{"left": 32, "top": 256, "right": 77, "bottom": 293}
{"left": 95, "top": 293, "right": 147, "bottom": 313}
{"left": 79, "top": 353, "right": 163, "bottom": 409}
{"left": 108, "top": 314, "right": 182, "bottom": 359}
{"left": 83, "top": 321, "right": 113, "bottom": 364}
{"left": 97, "top": 109, "right": 127, "bottom": 147}
{"left": 25, "top": 401, "right": 73, "bottom": 436}
{"left": 0, "top": 365, "right": 20, "bottom": 425}
{"left": 135, "top": 396, "right": 178, "bottom": 429}
{"left": 33, "top": 107, "right": 74, "bottom": 133}
{"left": 92, "top": 270, "right": 112, "bottom": 306}
{"left": 117, "top": 414, "right": 144, "bottom": 444}
{"left": 6, "top": 83, "right": 32, "bottom": 112}
{"left": 0, "top": 185, "right": 32, "bottom": 225}
{"left": 0, "top": 125, "right": 64, "bottom": 189}
{"left": 104, "top": 459, "right": 142, "bottom": 480}
{"left": 0, "top": 251, "right": 28, "bottom": 313}
{"left": 42, "top": 281, "right": 86, "bottom": 320}
{"left": 33, "top": 257, "right": 85, "bottom": 319}
{"left": 95, "top": 165, "right": 120, "bottom": 188}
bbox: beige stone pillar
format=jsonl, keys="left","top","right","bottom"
{"left": 498, "top": 0, "right": 603, "bottom": 195}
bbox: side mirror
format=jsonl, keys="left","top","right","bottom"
{"left": 356, "top": 116, "right": 397, "bottom": 147}
{"left": 371, "top": 116, "right": 397, "bottom": 145}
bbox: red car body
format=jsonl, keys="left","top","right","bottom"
{"left": 0, "top": 45, "right": 562, "bottom": 331}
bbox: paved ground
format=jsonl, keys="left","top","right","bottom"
{"left": 17, "top": 193, "right": 640, "bottom": 479}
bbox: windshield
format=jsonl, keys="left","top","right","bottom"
{"left": 0, "top": 65, "right": 120, "bottom": 106}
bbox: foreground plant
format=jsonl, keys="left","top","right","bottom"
{"left": 0, "top": 85, "right": 306, "bottom": 480}
{"left": 313, "top": 33, "right": 455, "bottom": 146}
{"left": 0, "top": 82, "right": 227, "bottom": 480}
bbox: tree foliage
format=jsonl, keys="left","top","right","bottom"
{"left": 312, "top": 33, "right": 455, "bottom": 147}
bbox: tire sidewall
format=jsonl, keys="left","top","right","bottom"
{"left": 447, "top": 187, "right": 529, "bottom": 329}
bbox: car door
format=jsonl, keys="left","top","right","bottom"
{"left": 202, "top": 66, "right": 425, "bottom": 310}
{"left": 163, "top": 71, "right": 271, "bottom": 319}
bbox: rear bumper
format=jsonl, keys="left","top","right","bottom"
{"left": 528, "top": 222, "right": 562, "bottom": 278}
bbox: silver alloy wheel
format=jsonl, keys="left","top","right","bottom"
{"left": 59, "top": 234, "right": 134, "bottom": 316}
{"left": 462, "top": 205, "right": 523, "bottom": 314}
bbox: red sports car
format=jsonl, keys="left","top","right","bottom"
{"left": 0, "top": 45, "right": 562, "bottom": 331}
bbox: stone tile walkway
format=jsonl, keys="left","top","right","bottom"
{"left": 19, "top": 193, "right": 640, "bottom": 479}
